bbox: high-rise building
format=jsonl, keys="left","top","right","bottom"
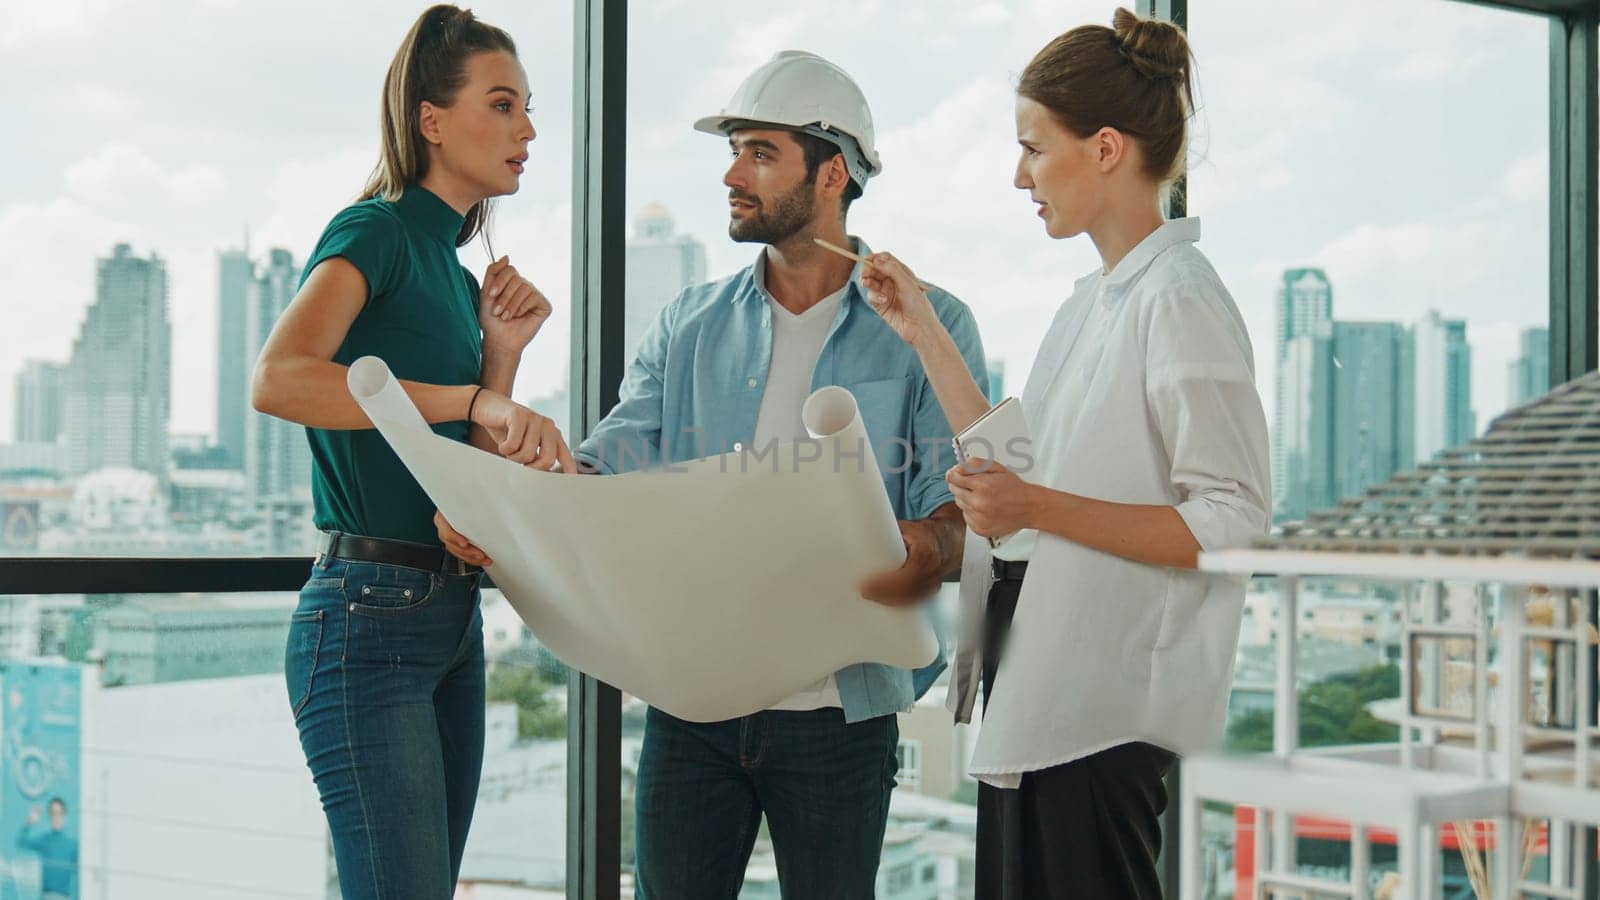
{"left": 1330, "top": 322, "right": 1413, "bottom": 504}
{"left": 625, "top": 204, "right": 706, "bottom": 359}
{"left": 1276, "top": 326, "right": 1335, "bottom": 522}
{"left": 215, "top": 247, "right": 254, "bottom": 470}
{"left": 986, "top": 359, "right": 1007, "bottom": 405}
{"left": 14, "top": 360, "right": 66, "bottom": 444}
{"left": 1272, "top": 268, "right": 1334, "bottom": 519}
{"left": 1412, "top": 310, "right": 1474, "bottom": 463}
{"left": 62, "top": 244, "right": 171, "bottom": 478}
{"left": 243, "top": 249, "right": 311, "bottom": 511}
{"left": 1506, "top": 326, "right": 1550, "bottom": 408}
{"left": 525, "top": 383, "right": 570, "bottom": 452}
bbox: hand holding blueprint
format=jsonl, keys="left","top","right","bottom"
{"left": 347, "top": 357, "right": 939, "bottom": 721}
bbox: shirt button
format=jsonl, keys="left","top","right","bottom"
{"left": 734, "top": 442, "right": 744, "bottom": 452}
{"left": 747, "top": 378, "right": 758, "bottom": 388}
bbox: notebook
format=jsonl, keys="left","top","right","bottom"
{"left": 951, "top": 397, "right": 1033, "bottom": 547}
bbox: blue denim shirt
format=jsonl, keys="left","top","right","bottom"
{"left": 576, "top": 239, "right": 988, "bottom": 723}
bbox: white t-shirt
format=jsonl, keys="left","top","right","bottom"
{"left": 757, "top": 285, "right": 849, "bottom": 712}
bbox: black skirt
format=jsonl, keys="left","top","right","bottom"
{"left": 975, "top": 573, "right": 1177, "bottom": 900}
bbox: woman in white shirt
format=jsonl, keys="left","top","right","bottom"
{"left": 861, "top": 8, "right": 1270, "bottom": 898}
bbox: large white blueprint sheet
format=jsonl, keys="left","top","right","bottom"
{"left": 348, "top": 357, "right": 939, "bottom": 721}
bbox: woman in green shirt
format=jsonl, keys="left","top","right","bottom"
{"left": 250, "top": 7, "right": 571, "bottom": 897}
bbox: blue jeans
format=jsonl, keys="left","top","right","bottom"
{"left": 634, "top": 706, "right": 900, "bottom": 899}
{"left": 285, "top": 554, "right": 486, "bottom": 900}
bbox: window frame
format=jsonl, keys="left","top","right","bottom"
{"left": 3, "top": 1, "right": 1596, "bottom": 898}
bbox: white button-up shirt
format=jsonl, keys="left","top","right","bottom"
{"left": 948, "top": 217, "right": 1271, "bottom": 787}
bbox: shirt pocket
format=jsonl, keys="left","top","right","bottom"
{"left": 842, "top": 375, "right": 913, "bottom": 477}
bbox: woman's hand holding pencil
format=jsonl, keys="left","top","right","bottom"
{"left": 821, "top": 238, "right": 941, "bottom": 348}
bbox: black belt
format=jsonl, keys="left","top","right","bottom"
{"left": 991, "top": 557, "right": 1029, "bottom": 582}
{"left": 318, "top": 531, "right": 481, "bottom": 576}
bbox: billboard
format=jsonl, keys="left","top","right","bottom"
{"left": 0, "top": 662, "right": 82, "bottom": 900}
{"left": 0, "top": 501, "right": 40, "bottom": 552}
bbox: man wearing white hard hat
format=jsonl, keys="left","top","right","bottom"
{"left": 573, "top": 51, "right": 988, "bottom": 897}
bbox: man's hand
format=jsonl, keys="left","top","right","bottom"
{"left": 859, "top": 504, "right": 965, "bottom": 607}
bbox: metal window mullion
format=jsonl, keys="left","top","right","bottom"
{"left": 567, "top": 2, "right": 626, "bottom": 898}
{"left": 1551, "top": 11, "right": 1599, "bottom": 386}
{"left": 1548, "top": 10, "right": 1600, "bottom": 899}
{"left": 1137, "top": 3, "right": 1188, "bottom": 893}
{"left": 0, "top": 557, "right": 314, "bottom": 595}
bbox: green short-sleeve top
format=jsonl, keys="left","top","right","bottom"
{"left": 299, "top": 185, "right": 483, "bottom": 546}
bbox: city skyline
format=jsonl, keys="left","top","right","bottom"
{"left": 5, "top": 234, "right": 1552, "bottom": 478}
{"left": 0, "top": 0, "right": 1552, "bottom": 456}
{"left": 0, "top": 232, "right": 1550, "bottom": 570}
{"left": 0, "top": 4, "right": 1574, "bottom": 897}
{"left": 1266, "top": 265, "right": 1544, "bottom": 524}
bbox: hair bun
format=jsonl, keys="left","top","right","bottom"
{"left": 1111, "top": 7, "right": 1188, "bottom": 82}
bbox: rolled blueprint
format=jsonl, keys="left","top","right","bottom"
{"left": 347, "top": 357, "right": 936, "bottom": 721}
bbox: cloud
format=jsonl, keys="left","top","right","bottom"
{"left": 252, "top": 146, "right": 376, "bottom": 255}
{"left": 0, "top": 1, "right": 111, "bottom": 50}
{"left": 0, "top": 195, "right": 134, "bottom": 441}
{"left": 958, "top": 3, "right": 1013, "bottom": 26}
{"left": 0, "top": 0, "right": 1557, "bottom": 454}
{"left": 1311, "top": 221, "right": 1477, "bottom": 282}
{"left": 1496, "top": 151, "right": 1546, "bottom": 205}
{"left": 64, "top": 143, "right": 226, "bottom": 213}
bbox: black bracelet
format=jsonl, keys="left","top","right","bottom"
{"left": 467, "top": 386, "right": 486, "bottom": 423}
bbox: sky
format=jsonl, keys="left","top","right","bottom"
{"left": 0, "top": 0, "right": 1554, "bottom": 446}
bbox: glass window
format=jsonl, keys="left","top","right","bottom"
{"left": 1189, "top": 0, "right": 1549, "bottom": 524}
{"left": 1192, "top": 3, "right": 1548, "bottom": 895}
{"left": 0, "top": 586, "right": 570, "bottom": 895}
{"left": 0, "top": 1, "right": 575, "bottom": 560}
{"left": 620, "top": 4, "right": 1100, "bottom": 890}
{"left": 0, "top": 2, "right": 575, "bottom": 896}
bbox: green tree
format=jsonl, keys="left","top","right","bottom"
{"left": 1226, "top": 664, "right": 1400, "bottom": 753}
{"left": 487, "top": 662, "right": 566, "bottom": 740}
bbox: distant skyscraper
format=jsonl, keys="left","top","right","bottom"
{"left": 986, "top": 359, "right": 1007, "bottom": 405}
{"left": 526, "top": 383, "right": 570, "bottom": 450}
{"left": 1412, "top": 310, "right": 1474, "bottom": 463}
{"left": 1276, "top": 326, "right": 1335, "bottom": 522}
{"left": 216, "top": 246, "right": 254, "bottom": 470}
{"left": 243, "top": 249, "right": 311, "bottom": 506}
{"left": 625, "top": 203, "right": 706, "bottom": 358}
{"left": 1506, "top": 326, "right": 1550, "bottom": 408}
{"left": 14, "top": 360, "right": 65, "bottom": 444}
{"left": 1331, "top": 322, "right": 1413, "bottom": 504}
{"left": 1272, "top": 268, "right": 1334, "bottom": 519}
{"left": 63, "top": 244, "right": 171, "bottom": 477}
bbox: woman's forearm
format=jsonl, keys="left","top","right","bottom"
{"left": 1028, "top": 484, "right": 1203, "bottom": 570}
{"left": 471, "top": 349, "right": 521, "bottom": 452}
{"left": 911, "top": 325, "right": 993, "bottom": 434}
{"left": 251, "top": 355, "right": 476, "bottom": 430}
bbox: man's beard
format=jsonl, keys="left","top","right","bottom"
{"left": 728, "top": 177, "right": 817, "bottom": 244}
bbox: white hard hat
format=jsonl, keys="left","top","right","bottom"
{"left": 694, "top": 50, "right": 882, "bottom": 186}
